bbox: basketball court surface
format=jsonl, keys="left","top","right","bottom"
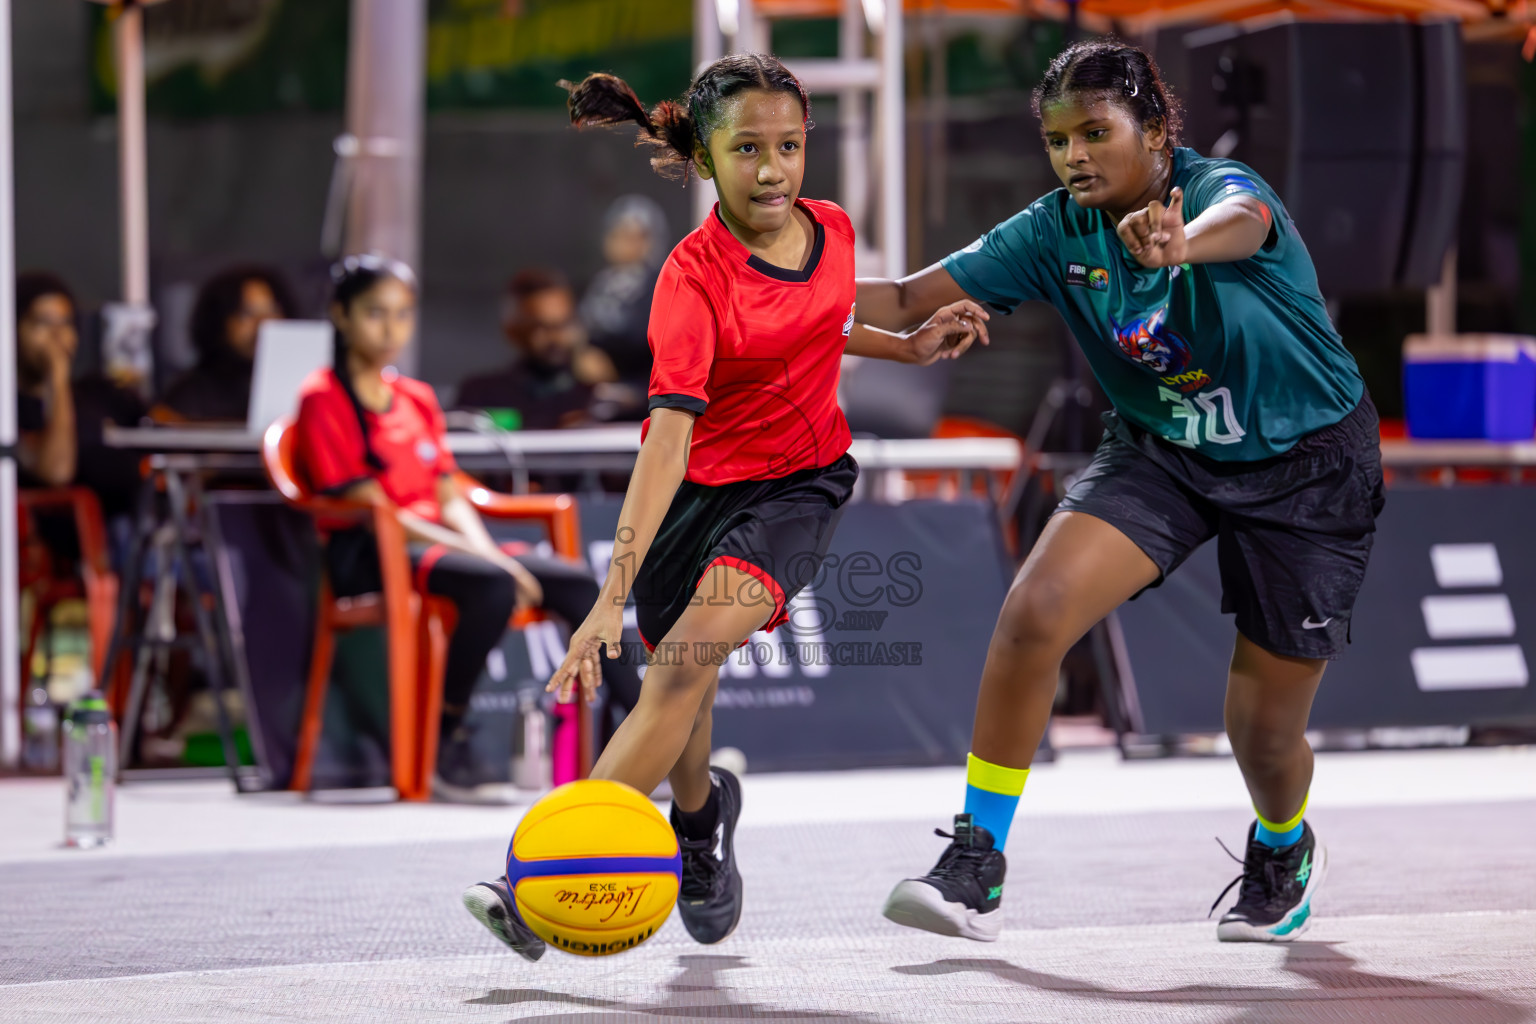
{"left": 4, "top": 746, "right": 1534, "bottom": 1023}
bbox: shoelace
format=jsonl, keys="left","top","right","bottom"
{"left": 678, "top": 833, "right": 721, "bottom": 898}
{"left": 1206, "top": 836, "right": 1284, "bottom": 918}
{"left": 929, "top": 827, "right": 992, "bottom": 881}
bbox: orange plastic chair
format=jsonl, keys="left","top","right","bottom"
{"left": 18, "top": 488, "right": 119, "bottom": 692}
{"left": 261, "top": 417, "right": 588, "bottom": 801}
{"left": 905, "top": 415, "right": 1024, "bottom": 502}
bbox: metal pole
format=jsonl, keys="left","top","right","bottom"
{"left": 0, "top": 0, "right": 17, "bottom": 767}
{"left": 736, "top": 0, "right": 762, "bottom": 55}
{"left": 694, "top": 0, "right": 723, "bottom": 227}
{"left": 95, "top": 1, "right": 159, "bottom": 395}
{"left": 116, "top": 3, "right": 149, "bottom": 307}
{"left": 344, "top": 0, "right": 425, "bottom": 267}
{"left": 878, "top": 0, "right": 905, "bottom": 278}
{"left": 343, "top": 0, "right": 426, "bottom": 369}
{"left": 926, "top": 3, "right": 947, "bottom": 227}
{"left": 839, "top": 0, "right": 870, "bottom": 249}
{"left": 696, "top": 0, "right": 723, "bottom": 75}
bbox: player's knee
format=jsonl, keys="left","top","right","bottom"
{"left": 640, "top": 652, "right": 717, "bottom": 705}
{"left": 998, "top": 574, "right": 1076, "bottom": 653}
{"left": 1225, "top": 715, "right": 1300, "bottom": 768}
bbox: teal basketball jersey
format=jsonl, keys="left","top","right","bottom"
{"left": 941, "top": 147, "right": 1363, "bottom": 460}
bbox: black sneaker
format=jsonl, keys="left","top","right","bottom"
{"left": 461, "top": 876, "right": 546, "bottom": 961}
{"left": 882, "top": 814, "right": 1006, "bottom": 941}
{"left": 1210, "top": 821, "right": 1327, "bottom": 942}
{"left": 671, "top": 768, "right": 743, "bottom": 944}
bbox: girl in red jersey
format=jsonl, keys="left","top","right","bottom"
{"left": 294, "top": 256, "right": 642, "bottom": 803}
{"left": 460, "top": 53, "right": 988, "bottom": 959}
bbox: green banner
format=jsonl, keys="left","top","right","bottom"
{"left": 91, "top": 0, "right": 693, "bottom": 116}
{"left": 90, "top": 0, "right": 349, "bottom": 117}
{"left": 426, "top": 0, "right": 692, "bottom": 110}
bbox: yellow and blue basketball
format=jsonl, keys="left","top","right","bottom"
{"left": 506, "top": 779, "right": 681, "bottom": 957}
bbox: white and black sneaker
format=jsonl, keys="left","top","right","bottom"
{"left": 462, "top": 876, "right": 546, "bottom": 961}
{"left": 672, "top": 768, "right": 743, "bottom": 944}
{"left": 1210, "top": 821, "right": 1327, "bottom": 942}
{"left": 883, "top": 814, "right": 1006, "bottom": 942}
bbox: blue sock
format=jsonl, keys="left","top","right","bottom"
{"left": 1254, "top": 796, "right": 1307, "bottom": 849}
{"left": 962, "top": 752, "right": 1030, "bottom": 850}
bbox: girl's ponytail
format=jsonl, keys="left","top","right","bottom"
{"left": 561, "top": 73, "right": 698, "bottom": 179}
{"left": 561, "top": 54, "right": 809, "bottom": 182}
{"left": 330, "top": 326, "right": 383, "bottom": 472}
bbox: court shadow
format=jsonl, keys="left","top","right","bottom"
{"left": 469, "top": 953, "right": 895, "bottom": 1022}
{"left": 891, "top": 942, "right": 1531, "bottom": 1023}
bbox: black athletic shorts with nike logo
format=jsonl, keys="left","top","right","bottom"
{"left": 630, "top": 452, "right": 859, "bottom": 652}
{"left": 1057, "top": 392, "right": 1385, "bottom": 660}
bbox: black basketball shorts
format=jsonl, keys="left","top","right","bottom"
{"left": 1057, "top": 393, "right": 1385, "bottom": 660}
{"left": 630, "top": 452, "right": 859, "bottom": 651}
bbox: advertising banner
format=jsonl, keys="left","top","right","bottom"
{"left": 213, "top": 494, "right": 1013, "bottom": 787}
{"left": 89, "top": 0, "right": 692, "bottom": 116}
{"left": 1117, "top": 486, "right": 1536, "bottom": 735}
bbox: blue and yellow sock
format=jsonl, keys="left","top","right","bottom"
{"left": 1254, "top": 795, "right": 1308, "bottom": 849}
{"left": 963, "top": 752, "right": 1030, "bottom": 850}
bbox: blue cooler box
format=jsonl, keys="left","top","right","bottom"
{"left": 1403, "top": 334, "right": 1536, "bottom": 440}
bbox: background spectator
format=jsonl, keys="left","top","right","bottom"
{"left": 455, "top": 268, "right": 613, "bottom": 430}
{"left": 579, "top": 195, "right": 669, "bottom": 420}
{"left": 15, "top": 272, "right": 146, "bottom": 521}
{"left": 158, "top": 264, "right": 296, "bottom": 423}
{"left": 16, "top": 272, "right": 78, "bottom": 487}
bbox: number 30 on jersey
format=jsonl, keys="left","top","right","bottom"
{"left": 1158, "top": 386, "right": 1246, "bottom": 447}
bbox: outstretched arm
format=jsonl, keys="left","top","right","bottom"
{"left": 338, "top": 477, "right": 544, "bottom": 610}
{"left": 845, "top": 299, "right": 991, "bottom": 365}
{"left": 855, "top": 264, "right": 978, "bottom": 332}
{"left": 1118, "top": 187, "right": 1271, "bottom": 269}
{"left": 546, "top": 406, "right": 694, "bottom": 704}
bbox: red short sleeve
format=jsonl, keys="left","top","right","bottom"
{"left": 646, "top": 259, "right": 716, "bottom": 416}
{"left": 295, "top": 384, "right": 370, "bottom": 495}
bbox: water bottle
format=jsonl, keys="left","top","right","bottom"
{"left": 62, "top": 692, "right": 116, "bottom": 849}
{"left": 511, "top": 689, "right": 551, "bottom": 791}
{"left": 22, "top": 686, "right": 59, "bottom": 772}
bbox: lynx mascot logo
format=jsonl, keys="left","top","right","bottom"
{"left": 1109, "top": 306, "right": 1192, "bottom": 376}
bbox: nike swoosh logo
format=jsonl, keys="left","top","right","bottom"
{"left": 1302, "top": 617, "right": 1333, "bottom": 630}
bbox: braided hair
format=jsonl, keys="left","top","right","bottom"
{"left": 1033, "top": 41, "right": 1182, "bottom": 153}
{"left": 329, "top": 254, "right": 417, "bottom": 472}
{"left": 560, "top": 52, "right": 811, "bottom": 180}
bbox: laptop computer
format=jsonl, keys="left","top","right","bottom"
{"left": 247, "top": 319, "right": 333, "bottom": 434}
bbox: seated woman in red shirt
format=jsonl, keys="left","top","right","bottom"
{"left": 293, "top": 255, "right": 640, "bottom": 802}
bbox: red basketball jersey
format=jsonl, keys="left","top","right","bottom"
{"left": 643, "top": 198, "right": 855, "bottom": 485}
{"left": 294, "top": 368, "right": 456, "bottom": 524}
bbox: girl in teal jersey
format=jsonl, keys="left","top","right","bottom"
{"left": 862, "top": 41, "right": 1383, "bottom": 944}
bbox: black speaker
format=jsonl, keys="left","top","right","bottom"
{"left": 1181, "top": 20, "right": 1465, "bottom": 294}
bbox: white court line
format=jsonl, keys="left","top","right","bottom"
{"left": 1, "top": 746, "right": 1531, "bottom": 865}
{"left": 3, "top": 909, "right": 1531, "bottom": 991}
{"left": 5, "top": 912, "right": 1534, "bottom": 1024}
